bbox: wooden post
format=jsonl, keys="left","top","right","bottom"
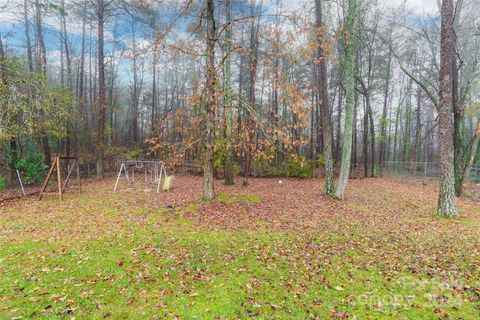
{"left": 39, "top": 155, "right": 80, "bottom": 200}
{"left": 56, "top": 156, "right": 63, "bottom": 200}
{"left": 77, "top": 160, "right": 82, "bottom": 192}
{"left": 39, "top": 158, "right": 57, "bottom": 200}
{"left": 62, "top": 159, "right": 77, "bottom": 193}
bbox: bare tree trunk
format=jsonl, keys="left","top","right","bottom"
{"left": 379, "top": 48, "right": 392, "bottom": 174}
{"left": 314, "top": 0, "right": 334, "bottom": 195}
{"left": 60, "top": 0, "right": 72, "bottom": 158}
{"left": 34, "top": 0, "right": 51, "bottom": 167}
{"left": 272, "top": 36, "right": 280, "bottom": 163}
{"left": 363, "top": 97, "right": 368, "bottom": 177}
{"left": 368, "top": 97, "right": 375, "bottom": 176}
{"left": 243, "top": 7, "right": 259, "bottom": 186}
{"left": 335, "top": 89, "right": 343, "bottom": 162}
{"left": 410, "top": 85, "right": 422, "bottom": 167}
{"left": 453, "top": 1, "right": 465, "bottom": 196}
{"left": 60, "top": 19, "right": 65, "bottom": 88}
{"left": 151, "top": 49, "right": 157, "bottom": 135}
{"left": 437, "top": 0, "right": 457, "bottom": 217}
{"left": 237, "top": 31, "right": 245, "bottom": 136}
{"left": 386, "top": 85, "right": 395, "bottom": 162}
{"left": 88, "top": 28, "right": 94, "bottom": 136}
{"left": 352, "top": 89, "right": 358, "bottom": 166}
{"left": 393, "top": 100, "right": 401, "bottom": 162}
{"left": 402, "top": 80, "right": 412, "bottom": 162}
{"left": 452, "top": 39, "right": 465, "bottom": 195}
{"left": 78, "top": 2, "right": 86, "bottom": 126}
{"left": 202, "top": 0, "right": 216, "bottom": 200}
{"left": 315, "top": 90, "right": 323, "bottom": 154}
{"left": 357, "top": 76, "right": 374, "bottom": 177}
{"left": 96, "top": 0, "right": 106, "bottom": 176}
{"left": 108, "top": 26, "right": 118, "bottom": 146}
{"left": 335, "top": 0, "right": 357, "bottom": 199}
{"left": 224, "top": 0, "right": 234, "bottom": 185}
{"left": 34, "top": 0, "right": 46, "bottom": 80}
{"left": 131, "top": 23, "right": 139, "bottom": 144}
{"left": 310, "top": 88, "right": 315, "bottom": 161}
{"left": 23, "top": 0, "right": 33, "bottom": 72}
{"left": 59, "top": 0, "right": 72, "bottom": 91}
{"left": 463, "top": 120, "right": 480, "bottom": 184}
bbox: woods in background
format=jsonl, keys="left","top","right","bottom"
{"left": 1, "top": 0, "right": 479, "bottom": 216}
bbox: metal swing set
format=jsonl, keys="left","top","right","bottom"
{"left": 113, "top": 160, "right": 171, "bottom": 193}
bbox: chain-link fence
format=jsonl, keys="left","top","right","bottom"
{"left": 383, "top": 161, "right": 480, "bottom": 183}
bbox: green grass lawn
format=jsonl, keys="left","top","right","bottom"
{"left": 1, "top": 176, "right": 479, "bottom": 319}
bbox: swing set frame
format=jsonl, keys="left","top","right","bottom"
{"left": 113, "top": 160, "right": 167, "bottom": 193}
{"left": 38, "top": 156, "right": 81, "bottom": 200}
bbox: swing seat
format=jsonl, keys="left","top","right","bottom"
{"left": 162, "top": 176, "right": 174, "bottom": 192}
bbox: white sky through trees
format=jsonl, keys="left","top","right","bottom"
{"left": 0, "top": 0, "right": 443, "bottom": 88}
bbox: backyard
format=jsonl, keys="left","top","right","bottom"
{"left": 1, "top": 176, "right": 479, "bottom": 319}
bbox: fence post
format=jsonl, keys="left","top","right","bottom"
{"left": 424, "top": 162, "right": 427, "bottom": 178}
{"left": 16, "top": 169, "right": 25, "bottom": 196}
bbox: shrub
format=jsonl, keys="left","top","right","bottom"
{"left": 6, "top": 145, "right": 19, "bottom": 169}
{"left": 121, "top": 148, "right": 143, "bottom": 160}
{"left": 0, "top": 175, "right": 7, "bottom": 191}
{"left": 253, "top": 158, "right": 274, "bottom": 177}
{"left": 287, "top": 157, "right": 313, "bottom": 179}
{"left": 252, "top": 156, "right": 313, "bottom": 178}
{"left": 317, "top": 154, "right": 325, "bottom": 167}
{"left": 15, "top": 140, "right": 47, "bottom": 184}
{"left": 212, "top": 138, "right": 242, "bottom": 178}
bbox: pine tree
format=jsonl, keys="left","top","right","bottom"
{"left": 203, "top": 0, "right": 216, "bottom": 200}
{"left": 437, "top": 0, "right": 457, "bottom": 217}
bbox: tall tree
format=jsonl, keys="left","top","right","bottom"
{"left": 151, "top": 46, "right": 157, "bottom": 136}
{"left": 335, "top": 0, "right": 357, "bottom": 199}
{"left": 96, "top": 0, "right": 107, "bottom": 176}
{"left": 463, "top": 120, "right": 480, "bottom": 184}
{"left": 243, "top": 4, "right": 260, "bottom": 186}
{"left": 452, "top": 0, "right": 465, "bottom": 196}
{"left": 437, "top": 0, "right": 457, "bottom": 217}
{"left": 23, "top": 0, "right": 33, "bottom": 72}
{"left": 131, "top": 21, "right": 140, "bottom": 144}
{"left": 78, "top": 0, "right": 87, "bottom": 130}
{"left": 224, "top": 0, "right": 234, "bottom": 185}
{"left": 0, "top": 36, "right": 18, "bottom": 184}
{"left": 60, "top": 0, "right": 72, "bottom": 91}
{"left": 314, "top": 0, "right": 334, "bottom": 195}
{"left": 379, "top": 47, "right": 392, "bottom": 172}
{"left": 34, "top": 0, "right": 51, "bottom": 167}
{"left": 203, "top": 0, "right": 216, "bottom": 200}
{"left": 60, "top": 0, "right": 72, "bottom": 158}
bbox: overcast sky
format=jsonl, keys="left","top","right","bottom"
{"left": 0, "top": 0, "right": 440, "bottom": 28}
{"left": 0, "top": 0, "right": 441, "bottom": 86}
{"left": 388, "top": 0, "right": 438, "bottom": 14}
